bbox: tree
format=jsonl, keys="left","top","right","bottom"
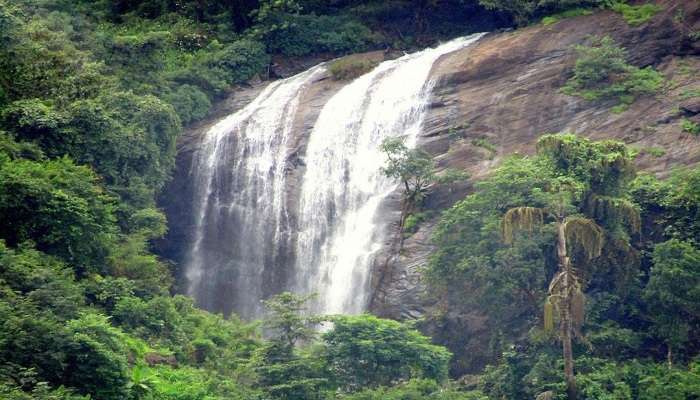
{"left": 381, "top": 137, "right": 467, "bottom": 230}
{"left": 643, "top": 239, "right": 700, "bottom": 368}
{"left": 500, "top": 134, "right": 639, "bottom": 400}
{"left": 477, "top": 0, "right": 603, "bottom": 25}
{"left": 262, "top": 292, "right": 320, "bottom": 349}
{"left": 503, "top": 204, "right": 603, "bottom": 400}
{"left": 253, "top": 292, "right": 327, "bottom": 400}
{"left": 381, "top": 137, "right": 436, "bottom": 207}
{"left": 0, "top": 156, "right": 117, "bottom": 274}
{"left": 323, "top": 314, "right": 451, "bottom": 392}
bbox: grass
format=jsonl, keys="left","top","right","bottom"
{"left": 329, "top": 57, "right": 378, "bottom": 80}
{"left": 541, "top": 8, "right": 593, "bottom": 26}
{"left": 676, "top": 60, "right": 695, "bottom": 76}
{"left": 681, "top": 118, "right": 700, "bottom": 135}
{"left": 680, "top": 88, "right": 700, "bottom": 100}
{"left": 643, "top": 147, "right": 666, "bottom": 158}
{"left": 610, "top": 2, "right": 661, "bottom": 26}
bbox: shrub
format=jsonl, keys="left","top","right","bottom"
{"left": 213, "top": 39, "right": 270, "bottom": 84}
{"left": 403, "top": 212, "right": 428, "bottom": 234}
{"left": 328, "top": 57, "right": 377, "bottom": 80}
{"left": 642, "top": 147, "right": 665, "bottom": 157}
{"left": 342, "top": 379, "right": 489, "bottom": 400}
{"left": 0, "top": 100, "right": 69, "bottom": 157}
{"left": 0, "top": 156, "right": 117, "bottom": 274}
{"left": 62, "top": 314, "right": 130, "bottom": 400}
{"left": 680, "top": 88, "right": 700, "bottom": 100}
{"left": 562, "top": 36, "right": 664, "bottom": 109}
{"left": 471, "top": 137, "right": 498, "bottom": 158}
{"left": 478, "top": 0, "right": 604, "bottom": 25}
{"left": 323, "top": 314, "right": 452, "bottom": 391}
{"left": 164, "top": 84, "right": 212, "bottom": 124}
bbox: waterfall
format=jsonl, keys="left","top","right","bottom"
{"left": 293, "top": 34, "right": 484, "bottom": 314}
{"left": 186, "top": 66, "right": 325, "bottom": 319}
{"left": 185, "top": 34, "right": 483, "bottom": 319}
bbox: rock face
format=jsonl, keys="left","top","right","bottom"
{"left": 370, "top": 1, "right": 700, "bottom": 323}
{"left": 159, "top": 0, "right": 699, "bottom": 356}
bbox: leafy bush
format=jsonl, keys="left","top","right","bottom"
{"left": 62, "top": 314, "right": 130, "bottom": 400}
{"left": 643, "top": 239, "right": 700, "bottom": 364}
{"left": 213, "top": 39, "right": 270, "bottom": 83}
{"left": 562, "top": 36, "right": 664, "bottom": 109}
{"left": 0, "top": 100, "right": 68, "bottom": 156}
{"left": 403, "top": 212, "right": 429, "bottom": 235}
{"left": 0, "top": 242, "right": 83, "bottom": 318}
{"left": 471, "top": 137, "right": 497, "bottom": 158}
{"left": 328, "top": 57, "right": 377, "bottom": 80}
{"left": 0, "top": 156, "right": 117, "bottom": 274}
{"left": 0, "top": 382, "right": 88, "bottom": 400}
{"left": 323, "top": 314, "right": 452, "bottom": 391}
{"left": 341, "top": 379, "right": 488, "bottom": 400}
{"left": 164, "top": 84, "right": 212, "bottom": 124}
{"left": 478, "top": 0, "right": 603, "bottom": 25}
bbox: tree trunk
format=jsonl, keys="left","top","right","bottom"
{"left": 557, "top": 221, "right": 577, "bottom": 400}
{"left": 667, "top": 344, "right": 673, "bottom": 369}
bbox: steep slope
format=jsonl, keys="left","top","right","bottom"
{"left": 369, "top": 0, "right": 700, "bottom": 373}
{"left": 160, "top": 1, "right": 699, "bottom": 323}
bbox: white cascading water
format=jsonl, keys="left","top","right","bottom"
{"left": 186, "top": 66, "right": 325, "bottom": 319}
{"left": 294, "top": 34, "right": 484, "bottom": 314}
{"left": 185, "top": 34, "right": 483, "bottom": 319}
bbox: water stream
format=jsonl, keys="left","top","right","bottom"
{"left": 185, "top": 34, "right": 484, "bottom": 319}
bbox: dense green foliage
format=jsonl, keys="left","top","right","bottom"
{"left": 249, "top": 294, "right": 453, "bottom": 400}
{"left": 324, "top": 315, "right": 451, "bottom": 390}
{"left": 1, "top": 0, "right": 496, "bottom": 396}
{"left": 610, "top": 2, "right": 661, "bottom": 26}
{"left": 478, "top": 0, "right": 603, "bottom": 25}
{"left": 425, "top": 134, "right": 700, "bottom": 398}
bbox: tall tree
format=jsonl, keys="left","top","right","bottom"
{"left": 253, "top": 292, "right": 327, "bottom": 400}
{"left": 500, "top": 134, "right": 639, "bottom": 399}
{"left": 643, "top": 239, "right": 700, "bottom": 368}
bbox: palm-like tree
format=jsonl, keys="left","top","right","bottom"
{"left": 503, "top": 204, "right": 603, "bottom": 400}
{"left": 500, "top": 134, "right": 640, "bottom": 400}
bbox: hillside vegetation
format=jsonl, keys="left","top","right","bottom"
{"left": 0, "top": 0, "right": 699, "bottom": 399}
